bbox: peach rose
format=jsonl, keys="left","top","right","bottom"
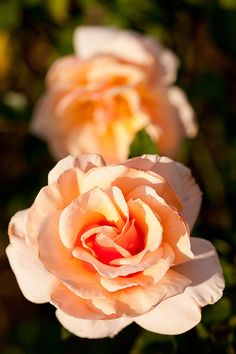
{"left": 31, "top": 26, "right": 197, "bottom": 163}
{"left": 6, "top": 154, "right": 224, "bottom": 338}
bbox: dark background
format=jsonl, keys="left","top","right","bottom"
{"left": 0, "top": 0, "right": 236, "bottom": 353}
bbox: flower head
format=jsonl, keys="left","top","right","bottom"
{"left": 7, "top": 154, "right": 224, "bottom": 338}
{"left": 31, "top": 27, "right": 197, "bottom": 163}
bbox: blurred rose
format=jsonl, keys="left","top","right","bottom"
{"left": 6, "top": 154, "right": 224, "bottom": 338}
{"left": 31, "top": 27, "right": 197, "bottom": 163}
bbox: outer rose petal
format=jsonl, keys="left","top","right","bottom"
{"left": 134, "top": 237, "right": 224, "bottom": 335}
{"left": 123, "top": 155, "right": 201, "bottom": 230}
{"left": 73, "top": 26, "right": 179, "bottom": 85}
{"left": 168, "top": 86, "right": 197, "bottom": 138}
{"left": 48, "top": 153, "right": 106, "bottom": 185}
{"left": 56, "top": 309, "right": 133, "bottom": 338}
{"left": 25, "top": 167, "right": 83, "bottom": 248}
{"left": 8, "top": 209, "right": 28, "bottom": 239}
{"left": 74, "top": 26, "right": 154, "bottom": 66}
{"left": 30, "top": 90, "right": 69, "bottom": 160}
{"left": 6, "top": 236, "right": 55, "bottom": 304}
{"left": 81, "top": 164, "right": 182, "bottom": 212}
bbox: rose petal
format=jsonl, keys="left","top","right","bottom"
{"left": 48, "top": 153, "right": 106, "bottom": 185}
{"left": 38, "top": 211, "right": 106, "bottom": 299}
{"left": 8, "top": 209, "right": 28, "bottom": 239}
{"left": 127, "top": 185, "right": 193, "bottom": 264}
{"left": 82, "top": 164, "right": 182, "bottom": 211}
{"left": 168, "top": 86, "right": 197, "bottom": 138}
{"left": 51, "top": 281, "right": 110, "bottom": 319}
{"left": 87, "top": 56, "right": 145, "bottom": 84}
{"left": 59, "top": 187, "right": 125, "bottom": 248}
{"left": 6, "top": 235, "right": 55, "bottom": 304}
{"left": 73, "top": 26, "right": 154, "bottom": 66}
{"left": 72, "top": 246, "right": 145, "bottom": 278}
{"left": 109, "top": 268, "right": 190, "bottom": 316}
{"left": 108, "top": 198, "right": 162, "bottom": 266}
{"left": 100, "top": 242, "right": 174, "bottom": 292}
{"left": 46, "top": 56, "right": 85, "bottom": 87}
{"left": 59, "top": 87, "right": 148, "bottom": 164}
{"left": 56, "top": 309, "right": 132, "bottom": 338}
{"left": 123, "top": 155, "right": 201, "bottom": 230}
{"left": 30, "top": 90, "right": 64, "bottom": 141}
{"left": 134, "top": 237, "right": 224, "bottom": 334}
{"left": 25, "top": 167, "right": 82, "bottom": 248}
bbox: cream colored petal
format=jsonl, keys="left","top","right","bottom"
{"left": 48, "top": 155, "right": 76, "bottom": 184}
{"left": 46, "top": 56, "right": 84, "bottom": 87}
{"left": 108, "top": 198, "right": 163, "bottom": 267}
{"left": 56, "top": 309, "right": 132, "bottom": 338}
{"left": 141, "top": 36, "right": 179, "bottom": 84}
{"left": 30, "top": 89, "right": 71, "bottom": 160}
{"left": 82, "top": 165, "right": 181, "bottom": 211}
{"left": 112, "top": 269, "right": 190, "bottom": 316}
{"left": 168, "top": 86, "right": 197, "bottom": 138}
{"left": 51, "top": 281, "right": 108, "bottom": 320}
{"left": 134, "top": 237, "right": 224, "bottom": 334}
{"left": 106, "top": 186, "right": 129, "bottom": 220}
{"left": 87, "top": 56, "right": 145, "bottom": 84}
{"left": 100, "top": 242, "right": 174, "bottom": 292}
{"left": 25, "top": 184, "right": 63, "bottom": 248}
{"left": 128, "top": 198, "right": 162, "bottom": 250}
{"left": 73, "top": 26, "right": 154, "bottom": 65}
{"left": 59, "top": 187, "right": 124, "bottom": 248}
{"left": 127, "top": 185, "right": 193, "bottom": 264}
{"left": 6, "top": 235, "right": 55, "bottom": 304}
{"left": 25, "top": 168, "right": 82, "bottom": 248}
{"left": 48, "top": 154, "right": 105, "bottom": 185}
{"left": 38, "top": 211, "right": 106, "bottom": 299}
{"left": 8, "top": 209, "right": 28, "bottom": 239}
{"left": 124, "top": 155, "right": 201, "bottom": 230}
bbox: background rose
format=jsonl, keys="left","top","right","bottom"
{"left": 31, "top": 26, "right": 197, "bottom": 163}
{"left": 6, "top": 154, "right": 224, "bottom": 338}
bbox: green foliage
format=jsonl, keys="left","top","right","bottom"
{"left": 129, "top": 129, "right": 159, "bottom": 158}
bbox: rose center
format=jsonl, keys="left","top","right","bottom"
{"left": 75, "top": 219, "right": 144, "bottom": 265}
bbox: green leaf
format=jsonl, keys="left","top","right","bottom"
{"left": 130, "top": 331, "right": 177, "bottom": 354}
{"left": 218, "top": 0, "right": 236, "bottom": 10}
{"left": 129, "top": 129, "right": 158, "bottom": 158}
{"left": 46, "top": 0, "right": 70, "bottom": 23}
{"left": 0, "top": 0, "right": 21, "bottom": 29}
{"left": 203, "top": 297, "right": 232, "bottom": 326}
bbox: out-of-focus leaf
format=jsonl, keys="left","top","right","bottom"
{"left": 214, "top": 239, "right": 231, "bottom": 255}
{"left": 210, "top": 1, "right": 236, "bottom": 55}
{"left": 130, "top": 331, "right": 176, "bottom": 354}
{"left": 129, "top": 129, "right": 158, "bottom": 158}
{"left": 2, "top": 346, "right": 25, "bottom": 354}
{"left": 203, "top": 297, "right": 232, "bottom": 326}
{"left": 0, "top": 1, "right": 21, "bottom": 29}
{"left": 61, "top": 327, "right": 73, "bottom": 340}
{"left": 196, "top": 323, "right": 209, "bottom": 339}
{"left": 220, "top": 257, "right": 236, "bottom": 287}
{"left": 218, "top": 0, "right": 236, "bottom": 10}
{"left": 46, "top": 0, "right": 70, "bottom": 23}
{"left": 184, "top": 0, "right": 206, "bottom": 5}
{"left": 192, "top": 137, "right": 225, "bottom": 204}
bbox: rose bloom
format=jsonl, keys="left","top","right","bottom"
{"left": 6, "top": 154, "right": 224, "bottom": 338}
{"left": 31, "top": 26, "right": 197, "bottom": 163}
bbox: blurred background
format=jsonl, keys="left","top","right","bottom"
{"left": 0, "top": 0, "right": 236, "bottom": 353}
